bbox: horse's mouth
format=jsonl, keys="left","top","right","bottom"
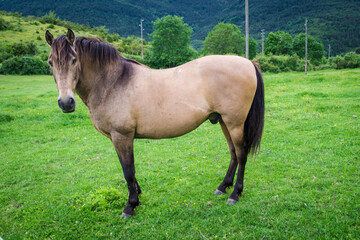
{"left": 62, "top": 108, "right": 75, "bottom": 113}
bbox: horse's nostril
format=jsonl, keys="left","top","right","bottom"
{"left": 58, "top": 99, "right": 62, "bottom": 108}
{"left": 69, "top": 97, "right": 75, "bottom": 105}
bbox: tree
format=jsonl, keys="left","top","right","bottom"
{"left": 249, "top": 37, "right": 258, "bottom": 59}
{"left": 147, "top": 15, "right": 198, "bottom": 68}
{"left": 202, "top": 23, "right": 245, "bottom": 56}
{"left": 264, "top": 31, "right": 293, "bottom": 55}
{"left": 293, "top": 33, "right": 324, "bottom": 65}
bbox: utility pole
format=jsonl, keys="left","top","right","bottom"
{"left": 305, "top": 18, "right": 308, "bottom": 75}
{"left": 261, "top": 29, "right": 265, "bottom": 55}
{"left": 140, "top": 18, "right": 144, "bottom": 60}
{"left": 328, "top": 44, "right": 331, "bottom": 62}
{"left": 245, "top": 0, "right": 249, "bottom": 59}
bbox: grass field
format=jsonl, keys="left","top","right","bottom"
{"left": 0, "top": 69, "right": 359, "bottom": 239}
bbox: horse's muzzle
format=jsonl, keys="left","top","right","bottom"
{"left": 58, "top": 97, "right": 75, "bottom": 113}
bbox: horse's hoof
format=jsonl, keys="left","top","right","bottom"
{"left": 226, "top": 198, "right": 238, "bottom": 204}
{"left": 214, "top": 189, "right": 226, "bottom": 195}
{"left": 121, "top": 212, "right": 133, "bottom": 219}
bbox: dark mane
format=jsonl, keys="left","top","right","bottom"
{"left": 75, "top": 37, "right": 143, "bottom": 67}
{"left": 52, "top": 35, "right": 143, "bottom": 69}
{"left": 75, "top": 36, "right": 119, "bottom": 66}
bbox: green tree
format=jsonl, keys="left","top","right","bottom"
{"left": 202, "top": 23, "right": 245, "bottom": 56}
{"left": 264, "top": 31, "right": 293, "bottom": 55}
{"left": 147, "top": 15, "right": 198, "bottom": 68}
{"left": 249, "top": 37, "right": 258, "bottom": 59}
{"left": 293, "top": 33, "right": 324, "bottom": 65}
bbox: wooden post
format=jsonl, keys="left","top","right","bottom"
{"left": 140, "top": 18, "right": 144, "bottom": 60}
{"left": 305, "top": 18, "right": 308, "bottom": 75}
{"left": 245, "top": 0, "right": 249, "bottom": 59}
{"left": 261, "top": 29, "right": 265, "bottom": 55}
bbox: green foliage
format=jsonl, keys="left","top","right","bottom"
{"left": 249, "top": 37, "right": 258, "bottom": 60}
{"left": 202, "top": 22, "right": 245, "bottom": 56}
{"left": 82, "top": 188, "right": 127, "bottom": 211}
{"left": 0, "top": 17, "right": 12, "bottom": 30}
{"left": 0, "top": 56, "right": 50, "bottom": 75}
{"left": 0, "top": 1, "right": 359, "bottom": 55}
{"left": 147, "top": 15, "right": 198, "bottom": 68}
{"left": 117, "top": 36, "right": 147, "bottom": 56}
{"left": 293, "top": 33, "right": 325, "bottom": 65}
{"left": 256, "top": 55, "right": 310, "bottom": 73}
{"left": 330, "top": 52, "right": 360, "bottom": 69}
{"left": 0, "top": 41, "right": 38, "bottom": 62}
{"left": 265, "top": 31, "right": 293, "bottom": 56}
{"left": 39, "top": 10, "right": 59, "bottom": 25}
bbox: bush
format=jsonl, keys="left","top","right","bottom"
{"left": 0, "top": 17, "right": 11, "bottom": 30}
{"left": 330, "top": 52, "right": 360, "bottom": 69}
{"left": 0, "top": 56, "right": 50, "bottom": 75}
{"left": 255, "top": 55, "right": 310, "bottom": 73}
{"left": 0, "top": 41, "right": 39, "bottom": 63}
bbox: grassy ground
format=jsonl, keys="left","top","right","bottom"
{"left": 0, "top": 69, "right": 359, "bottom": 239}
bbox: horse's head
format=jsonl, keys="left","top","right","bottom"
{"left": 46, "top": 29, "right": 80, "bottom": 113}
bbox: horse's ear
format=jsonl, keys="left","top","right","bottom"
{"left": 45, "top": 30, "right": 54, "bottom": 46}
{"left": 66, "top": 29, "right": 75, "bottom": 45}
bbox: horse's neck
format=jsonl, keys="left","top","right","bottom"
{"left": 75, "top": 59, "right": 124, "bottom": 108}
{"left": 76, "top": 61, "right": 103, "bottom": 107}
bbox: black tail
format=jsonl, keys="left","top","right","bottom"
{"left": 243, "top": 61, "right": 265, "bottom": 155}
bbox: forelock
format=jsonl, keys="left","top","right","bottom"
{"left": 51, "top": 35, "right": 76, "bottom": 66}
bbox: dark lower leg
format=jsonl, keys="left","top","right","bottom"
{"left": 217, "top": 121, "right": 238, "bottom": 194}
{"left": 229, "top": 146, "right": 247, "bottom": 202}
{"left": 121, "top": 164, "right": 140, "bottom": 216}
{"left": 216, "top": 147, "right": 238, "bottom": 193}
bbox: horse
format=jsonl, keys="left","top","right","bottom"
{"left": 45, "top": 29, "right": 265, "bottom": 218}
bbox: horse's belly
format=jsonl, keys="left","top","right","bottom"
{"left": 134, "top": 107, "right": 209, "bottom": 139}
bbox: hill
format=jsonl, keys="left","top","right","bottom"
{"left": 0, "top": 0, "right": 359, "bottom": 54}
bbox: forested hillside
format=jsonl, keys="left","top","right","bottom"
{"left": 0, "top": 0, "right": 359, "bottom": 54}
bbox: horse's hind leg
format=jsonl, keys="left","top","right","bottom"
{"left": 225, "top": 125, "right": 248, "bottom": 204}
{"left": 215, "top": 120, "right": 238, "bottom": 195}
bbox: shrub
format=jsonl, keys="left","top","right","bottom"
{"left": 330, "top": 52, "right": 360, "bottom": 69}
{"left": 255, "top": 55, "right": 310, "bottom": 73}
{"left": 0, "top": 42, "right": 39, "bottom": 63}
{"left": 0, "top": 56, "right": 50, "bottom": 75}
{"left": 0, "top": 17, "right": 10, "bottom": 30}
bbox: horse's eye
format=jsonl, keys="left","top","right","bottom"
{"left": 72, "top": 58, "right": 77, "bottom": 65}
{"left": 48, "top": 60, "right": 53, "bottom": 67}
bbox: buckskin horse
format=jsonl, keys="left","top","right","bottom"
{"left": 45, "top": 29, "right": 265, "bottom": 218}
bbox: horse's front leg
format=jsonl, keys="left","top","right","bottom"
{"left": 111, "top": 131, "right": 140, "bottom": 217}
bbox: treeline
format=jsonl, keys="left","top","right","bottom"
{"left": 0, "top": 11, "right": 359, "bottom": 75}
{"left": 143, "top": 16, "right": 360, "bottom": 72}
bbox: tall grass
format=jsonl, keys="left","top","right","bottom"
{"left": 0, "top": 70, "right": 359, "bottom": 239}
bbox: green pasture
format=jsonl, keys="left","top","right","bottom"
{"left": 0, "top": 69, "right": 359, "bottom": 239}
